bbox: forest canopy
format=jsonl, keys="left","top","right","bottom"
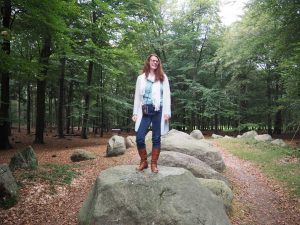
{"left": 0, "top": 0, "right": 299, "bottom": 148}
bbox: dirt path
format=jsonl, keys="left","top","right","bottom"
{"left": 213, "top": 142, "right": 300, "bottom": 225}
{"left": 1, "top": 131, "right": 299, "bottom": 225}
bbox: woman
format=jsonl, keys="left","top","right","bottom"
{"left": 132, "top": 53, "right": 171, "bottom": 173}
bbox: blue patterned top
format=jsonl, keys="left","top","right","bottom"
{"left": 143, "top": 80, "right": 163, "bottom": 105}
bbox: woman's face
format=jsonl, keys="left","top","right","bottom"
{"left": 149, "top": 56, "right": 159, "bottom": 71}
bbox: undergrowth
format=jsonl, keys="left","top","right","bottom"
{"left": 16, "top": 164, "right": 80, "bottom": 191}
{"left": 216, "top": 138, "right": 300, "bottom": 197}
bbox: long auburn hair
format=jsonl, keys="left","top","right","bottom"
{"left": 142, "top": 53, "right": 165, "bottom": 81}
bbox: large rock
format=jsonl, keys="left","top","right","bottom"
{"left": 125, "top": 136, "right": 136, "bottom": 148}
{"left": 0, "top": 164, "right": 18, "bottom": 196}
{"left": 9, "top": 145, "right": 38, "bottom": 171}
{"left": 271, "top": 139, "right": 287, "bottom": 147}
{"left": 161, "top": 129, "right": 225, "bottom": 172}
{"left": 159, "top": 151, "right": 228, "bottom": 184}
{"left": 212, "top": 134, "right": 223, "bottom": 139}
{"left": 145, "top": 131, "right": 153, "bottom": 155}
{"left": 78, "top": 165, "right": 231, "bottom": 225}
{"left": 224, "top": 135, "right": 234, "bottom": 139}
{"left": 254, "top": 134, "right": 272, "bottom": 142}
{"left": 238, "top": 130, "right": 258, "bottom": 139}
{"left": 70, "top": 149, "right": 96, "bottom": 162}
{"left": 106, "top": 135, "right": 126, "bottom": 157}
{"left": 0, "top": 164, "right": 18, "bottom": 208}
{"left": 190, "top": 129, "right": 204, "bottom": 139}
{"left": 197, "top": 178, "right": 233, "bottom": 215}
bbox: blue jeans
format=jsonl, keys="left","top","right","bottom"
{"left": 136, "top": 106, "right": 162, "bottom": 150}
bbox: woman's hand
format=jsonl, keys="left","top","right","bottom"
{"left": 164, "top": 114, "right": 170, "bottom": 121}
{"left": 132, "top": 115, "right": 137, "bottom": 122}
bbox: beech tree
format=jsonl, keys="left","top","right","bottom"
{"left": 0, "top": 0, "right": 12, "bottom": 149}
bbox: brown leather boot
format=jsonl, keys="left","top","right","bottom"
{"left": 136, "top": 148, "right": 148, "bottom": 171}
{"left": 151, "top": 148, "right": 160, "bottom": 173}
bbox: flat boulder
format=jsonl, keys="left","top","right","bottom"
{"left": 78, "top": 165, "right": 231, "bottom": 225}
{"left": 161, "top": 129, "right": 225, "bottom": 172}
{"left": 254, "top": 134, "right": 272, "bottom": 142}
{"left": 238, "top": 130, "right": 258, "bottom": 139}
{"left": 70, "top": 149, "right": 96, "bottom": 162}
{"left": 159, "top": 151, "right": 228, "bottom": 184}
{"left": 271, "top": 139, "right": 287, "bottom": 147}
{"left": 106, "top": 135, "right": 126, "bottom": 157}
{"left": 212, "top": 134, "right": 223, "bottom": 139}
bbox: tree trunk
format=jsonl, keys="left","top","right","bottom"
{"left": 57, "top": 55, "right": 66, "bottom": 138}
{"left": 48, "top": 90, "right": 53, "bottom": 133}
{"left": 214, "top": 114, "right": 218, "bottom": 133}
{"left": 18, "top": 82, "right": 21, "bottom": 132}
{"left": 0, "top": 0, "right": 12, "bottom": 149}
{"left": 66, "top": 80, "right": 73, "bottom": 134}
{"left": 266, "top": 68, "right": 272, "bottom": 134}
{"left": 81, "top": 9, "right": 96, "bottom": 139}
{"left": 27, "top": 82, "right": 31, "bottom": 134}
{"left": 100, "top": 66, "right": 104, "bottom": 137}
{"left": 81, "top": 61, "right": 93, "bottom": 139}
{"left": 273, "top": 80, "right": 282, "bottom": 134}
{"left": 35, "top": 36, "right": 51, "bottom": 144}
{"left": 94, "top": 93, "right": 99, "bottom": 134}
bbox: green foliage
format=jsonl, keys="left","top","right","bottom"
{"left": 215, "top": 0, "right": 300, "bottom": 132}
{"left": 2, "top": 0, "right": 299, "bottom": 138}
{"left": 216, "top": 138, "right": 300, "bottom": 197}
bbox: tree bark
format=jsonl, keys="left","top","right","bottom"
{"left": 26, "top": 82, "right": 31, "bottom": 134}
{"left": 81, "top": 61, "right": 93, "bottom": 139}
{"left": 81, "top": 9, "right": 96, "bottom": 139}
{"left": 0, "top": 0, "right": 12, "bottom": 149}
{"left": 214, "top": 114, "right": 218, "bottom": 133}
{"left": 66, "top": 80, "right": 73, "bottom": 134}
{"left": 57, "top": 55, "right": 66, "bottom": 138}
{"left": 273, "top": 80, "right": 282, "bottom": 134}
{"left": 100, "top": 66, "right": 104, "bottom": 137}
{"left": 34, "top": 36, "right": 51, "bottom": 144}
{"left": 18, "top": 82, "right": 21, "bottom": 132}
{"left": 266, "top": 67, "right": 272, "bottom": 134}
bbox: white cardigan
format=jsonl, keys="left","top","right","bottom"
{"left": 133, "top": 73, "right": 171, "bottom": 135}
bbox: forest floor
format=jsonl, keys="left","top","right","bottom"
{"left": 0, "top": 129, "right": 299, "bottom": 225}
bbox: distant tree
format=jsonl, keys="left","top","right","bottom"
{"left": 0, "top": 0, "right": 12, "bottom": 149}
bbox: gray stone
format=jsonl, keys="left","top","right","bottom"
{"left": 254, "top": 134, "right": 272, "bottom": 142}
{"left": 106, "top": 135, "right": 126, "bottom": 157}
{"left": 190, "top": 129, "right": 204, "bottom": 139}
{"left": 70, "top": 149, "right": 96, "bottom": 162}
{"left": 238, "top": 130, "right": 258, "bottom": 139}
{"left": 161, "top": 129, "right": 226, "bottom": 172}
{"left": 78, "top": 165, "right": 231, "bottom": 225}
{"left": 224, "top": 135, "right": 234, "bottom": 139}
{"left": 125, "top": 136, "right": 136, "bottom": 148}
{"left": 159, "top": 151, "right": 228, "bottom": 184}
{"left": 197, "top": 178, "right": 233, "bottom": 215}
{"left": 145, "top": 131, "right": 152, "bottom": 141}
{"left": 9, "top": 145, "right": 38, "bottom": 171}
{"left": 271, "top": 139, "right": 287, "bottom": 147}
{"left": 0, "top": 164, "right": 18, "bottom": 198}
{"left": 212, "top": 134, "right": 223, "bottom": 139}
{"left": 145, "top": 131, "right": 153, "bottom": 155}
